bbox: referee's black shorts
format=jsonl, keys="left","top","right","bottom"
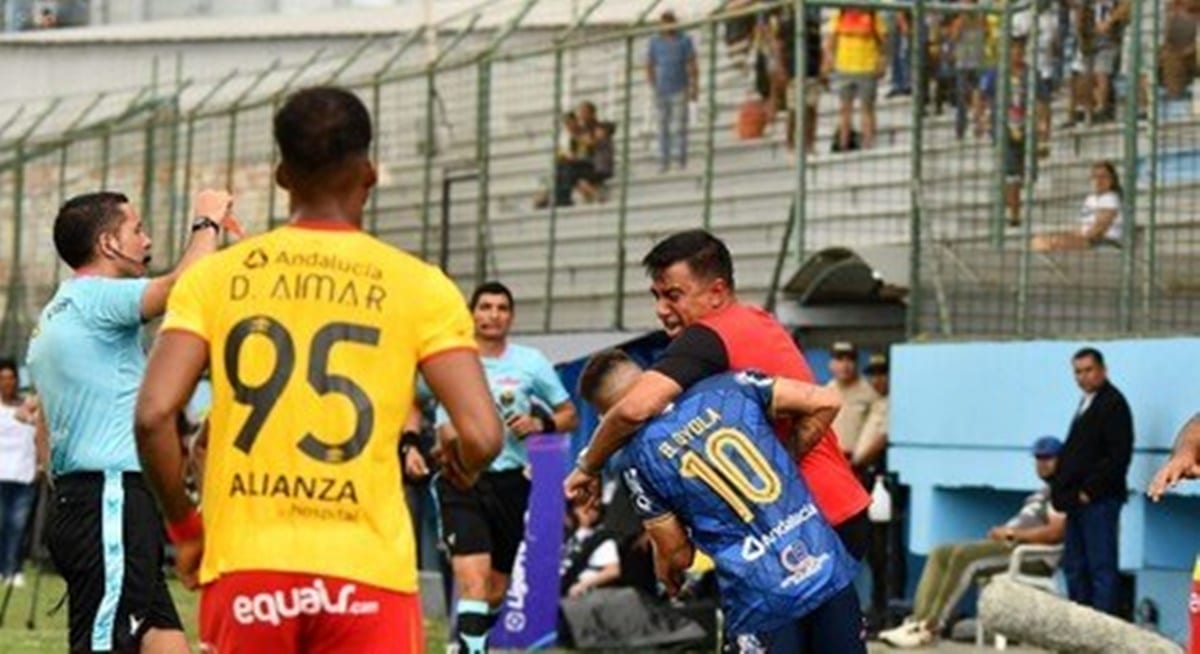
{"left": 47, "top": 471, "right": 182, "bottom": 653}
{"left": 436, "top": 468, "right": 531, "bottom": 575}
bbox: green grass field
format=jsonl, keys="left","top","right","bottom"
{"left": 0, "top": 564, "right": 464, "bottom": 654}
{"left": 0, "top": 565, "right": 1030, "bottom": 653}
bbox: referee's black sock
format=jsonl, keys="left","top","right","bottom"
{"left": 485, "top": 604, "right": 502, "bottom": 631}
{"left": 456, "top": 599, "right": 490, "bottom": 654}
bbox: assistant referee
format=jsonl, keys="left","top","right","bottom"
{"left": 26, "top": 188, "right": 236, "bottom": 653}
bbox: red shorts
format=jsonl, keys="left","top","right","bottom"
{"left": 199, "top": 571, "right": 424, "bottom": 654}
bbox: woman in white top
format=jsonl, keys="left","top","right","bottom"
{"left": 0, "top": 359, "right": 38, "bottom": 587}
{"left": 1032, "top": 161, "right": 1124, "bottom": 251}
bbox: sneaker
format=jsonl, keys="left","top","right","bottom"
{"left": 878, "top": 618, "right": 920, "bottom": 644}
{"left": 882, "top": 622, "right": 934, "bottom": 648}
{"left": 10, "top": 573, "right": 24, "bottom": 588}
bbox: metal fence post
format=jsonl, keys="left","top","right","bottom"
{"left": 1, "top": 149, "right": 26, "bottom": 353}
{"left": 1016, "top": 5, "right": 1039, "bottom": 336}
{"left": 613, "top": 0, "right": 663, "bottom": 329}
{"left": 54, "top": 143, "right": 69, "bottom": 285}
{"left": 793, "top": 0, "right": 808, "bottom": 266}
{"left": 420, "top": 69, "right": 437, "bottom": 262}
{"left": 267, "top": 96, "right": 282, "bottom": 230}
{"left": 701, "top": 15, "right": 720, "bottom": 229}
{"left": 181, "top": 116, "right": 196, "bottom": 238}
{"left": 991, "top": 0, "right": 1013, "bottom": 246}
{"left": 1142, "top": 0, "right": 1161, "bottom": 329}
{"left": 1118, "top": 0, "right": 1143, "bottom": 333}
{"left": 141, "top": 118, "right": 158, "bottom": 241}
{"left": 369, "top": 77, "right": 383, "bottom": 235}
{"left": 614, "top": 33, "right": 635, "bottom": 330}
{"left": 100, "top": 128, "right": 112, "bottom": 190}
{"left": 475, "top": 59, "right": 492, "bottom": 288}
{"left": 907, "top": 0, "right": 926, "bottom": 337}
{"left": 544, "top": 46, "right": 565, "bottom": 332}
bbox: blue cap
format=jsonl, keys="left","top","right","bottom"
{"left": 1032, "top": 436, "right": 1063, "bottom": 458}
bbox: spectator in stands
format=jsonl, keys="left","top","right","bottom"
{"left": 826, "top": 342, "right": 881, "bottom": 461}
{"left": 856, "top": 353, "right": 890, "bottom": 474}
{"left": 760, "top": 5, "right": 823, "bottom": 154}
{"left": 1064, "top": 0, "right": 1093, "bottom": 128}
{"left": 1050, "top": 347, "right": 1133, "bottom": 616}
{"left": 647, "top": 10, "right": 698, "bottom": 172}
{"left": 879, "top": 436, "right": 1066, "bottom": 649}
{"left": 1004, "top": 37, "right": 1030, "bottom": 227}
{"left": 1159, "top": 0, "right": 1199, "bottom": 100}
{"left": 560, "top": 503, "right": 621, "bottom": 599}
{"left": 1015, "top": 0, "right": 1062, "bottom": 143}
{"left": 572, "top": 102, "right": 615, "bottom": 203}
{"left": 950, "top": 0, "right": 991, "bottom": 140}
{"left": 886, "top": 6, "right": 914, "bottom": 97}
{"left": 34, "top": 7, "right": 57, "bottom": 30}
{"left": 536, "top": 110, "right": 596, "bottom": 208}
{"left": 824, "top": 7, "right": 888, "bottom": 151}
{"left": 1032, "top": 160, "right": 1123, "bottom": 251}
{"left": 928, "top": 11, "right": 957, "bottom": 116}
{"left": 582, "top": 121, "right": 615, "bottom": 202}
{"left": 724, "top": 0, "right": 758, "bottom": 73}
{"left": 1085, "top": 0, "right": 1125, "bottom": 123}
{"left": 0, "top": 359, "right": 38, "bottom": 587}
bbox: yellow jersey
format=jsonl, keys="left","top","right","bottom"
{"left": 161, "top": 220, "right": 476, "bottom": 593}
{"left": 828, "top": 9, "right": 888, "bottom": 75}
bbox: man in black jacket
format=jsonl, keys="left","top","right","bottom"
{"left": 1051, "top": 347, "right": 1133, "bottom": 615}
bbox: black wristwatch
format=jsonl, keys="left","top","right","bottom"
{"left": 399, "top": 430, "right": 422, "bottom": 458}
{"left": 191, "top": 216, "right": 221, "bottom": 234}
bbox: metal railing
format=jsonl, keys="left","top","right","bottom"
{"left": 0, "top": 0, "right": 1195, "bottom": 354}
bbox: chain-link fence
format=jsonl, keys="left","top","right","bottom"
{"left": 0, "top": 0, "right": 1196, "bottom": 354}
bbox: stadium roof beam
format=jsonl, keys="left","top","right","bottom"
{"left": 372, "top": 27, "right": 427, "bottom": 79}
{"left": 188, "top": 68, "right": 242, "bottom": 117}
{"left": 230, "top": 58, "right": 284, "bottom": 109}
{"left": 473, "top": 0, "right": 540, "bottom": 63}
{"left": 16, "top": 97, "right": 62, "bottom": 143}
{"left": 62, "top": 92, "right": 111, "bottom": 133}
{"left": 427, "top": 13, "right": 481, "bottom": 71}
{"left": 557, "top": 0, "right": 607, "bottom": 43}
{"left": 0, "top": 105, "right": 26, "bottom": 141}
{"left": 276, "top": 47, "right": 329, "bottom": 97}
{"left": 323, "top": 36, "right": 379, "bottom": 85}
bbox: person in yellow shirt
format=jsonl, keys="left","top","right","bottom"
{"left": 824, "top": 8, "right": 888, "bottom": 150}
{"left": 133, "top": 86, "right": 503, "bottom": 654}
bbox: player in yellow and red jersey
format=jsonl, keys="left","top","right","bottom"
{"left": 133, "top": 86, "right": 503, "bottom": 654}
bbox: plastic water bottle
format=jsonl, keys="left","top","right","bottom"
{"left": 869, "top": 475, "right": 893, "bottom": 523}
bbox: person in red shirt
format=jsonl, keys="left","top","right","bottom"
{"left": 564, "top": 229, "right": 871, "bottom": 559}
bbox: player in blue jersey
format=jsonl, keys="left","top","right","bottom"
{"left": 577, "top": 349, "right": 866, "bottom": 653}
{"left": 432, "top": 281, "right": 579, "bottom": 654}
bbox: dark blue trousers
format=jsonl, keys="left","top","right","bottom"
{"left": 1062, "top": 495, "right": 1122, "bottom": 615}
{"left": 727, "top": 585, "right": 866, "bottom": 653}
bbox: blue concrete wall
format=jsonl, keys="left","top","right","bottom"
{"left": 891, "top": 337, "right": 1200, "bottom": 643}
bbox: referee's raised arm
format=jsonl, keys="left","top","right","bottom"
{"left": 138, "top": 189, "right": 240, "bottom": 320}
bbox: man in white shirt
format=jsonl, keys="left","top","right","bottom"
{"left": 0, "top": 358, "right": 40, "bottom": 587}
{"left": 881, "top": 436, "right": 1067, "bottom": 649}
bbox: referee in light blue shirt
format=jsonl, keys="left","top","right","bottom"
{"left": 25, "top": 189, "right": 235, "bottom": 654}
{"left": 430, "top": 281, "right": 579, "bottom": 654}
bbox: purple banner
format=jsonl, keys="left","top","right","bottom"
{"left": 491, "top": 434, "right": 567, "bottom": 649}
